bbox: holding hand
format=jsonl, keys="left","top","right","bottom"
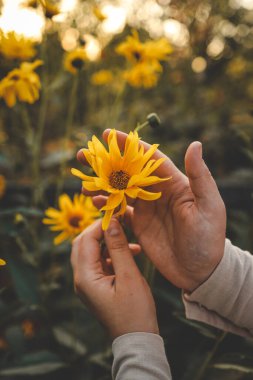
{"left": 78, "top": 130, "right": 226, "bottom": 293}
{"left": 71, "top": 217, "right": 159, "bottom": 339}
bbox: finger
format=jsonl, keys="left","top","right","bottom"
{"left": 72, "top": 219, "right": 103, "bottom": 277}
{"left": 184, "top": 142, "right": 221, "bottom": 208}
{"left": 104, "top": 218, "right": 141, "bottom": 277}
{"left": 103, "top": 243, "right": 142, "bottom": 259}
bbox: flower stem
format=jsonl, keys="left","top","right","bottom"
{"left": 56, "top": 73, "right": 79, "bottom": 199}
{"left": 194, "top": 332, "right": 227, "bottom": 380}
{"left": 143, "top": 255, "right": 156, "bottom": 287}
{"left": 32, "top": 35, "right": 49, "bottom": 205}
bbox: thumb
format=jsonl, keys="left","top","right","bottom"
{"left": 185, "top": 142, "right": 220, "bottom": 208}
{"left": 104, "top": 218, "right": 140, "bottom": 277}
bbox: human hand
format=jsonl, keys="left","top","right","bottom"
{"left": 77, "top": 130, "right": 226, "bottom": 293}
{"left": 71, "top": 217, "right": 159, "bottom": 339}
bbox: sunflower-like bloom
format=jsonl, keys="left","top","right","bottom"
{"left": 93, "top": 6, "right": 107, "bottom": 21}
{"left": 116, "top": 30, "right": 172, "bottom": 66}
{"left": 0, "top": 258, "right": 6, "bottom": 266}
{"left": 43, "top": 193, "right": 100, "bottom": 245}
{"left": 123, "top": 62, "right": 162, "bottom": 88}
{"left": 0, "top": 175, "right": 6, "bottom": 199}
{"left": 0, "top": 60, "right": 43, "bottom": 107}
{"left": 91, "top": 70, "right": 113, "bottom": 86}
{"left": 64, "top": 48, "right": 87, "bottom": 75}
{"left": 41, "top": 0, "right": 60, "bottom": 19}
{"left": 71, "top": 130, "right": 171, "bottom": 230}
{"left": 0, "top": 30, "right": 37, "bottom": 60}
{"left": 116, "top": 30, "right": 172, "bottom": 88}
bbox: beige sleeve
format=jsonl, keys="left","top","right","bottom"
{"left": 183, "top": 239, "right": 253, "bottom": 338}
{"left": 112, "top": 332, "right": 172, "bottom": 380}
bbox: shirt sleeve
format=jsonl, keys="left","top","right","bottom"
{"left": 112, "top": 332, "right": 172, "bottom": 380}
{"left": 183, "top": 239, "right": 253, "bottom": 338}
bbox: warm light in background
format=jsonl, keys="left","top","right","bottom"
{"left": 191, "top": 56, "right": 207, "bottom": 73}
{"left": 163, "top": 19, "right": 189, "bottom": 47}
{"left": 100, "top": 5, "right": 126, "bottom": 34}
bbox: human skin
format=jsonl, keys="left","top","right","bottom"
{"left": 71, "top": 218, "right": 159, "bottom": 339}
{"left": 77, "top": 130, "right": 227, "bottom": 292}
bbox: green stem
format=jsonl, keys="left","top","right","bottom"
{"left": 106, "top": 82, "right": 126, "bottom": 130}
{"left": 20, "top": 104, "right": 34, "bottom": 153}
{"left": 143, "top": 256, "right": 156, "bottom": 287}
{"left": 56, "top": 73, "right": 79, "bottom": 199}
{"left": 134, "top": 120, "right": 149, "bottom": 133}
{"left": 32, "top": 35, "right": 49, "bottom": 205}
{"left": 194, "top": 332, "right": 227, "bottom": 380}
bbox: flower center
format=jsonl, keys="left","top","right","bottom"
{"left": 133, "top": 51, "right": 142, "bottom": 61}
{"left": 109, "top": 170, "right": 130, "bottom": 190}
{"left": 69, "top": 215, "right": 82, "bottom": 228}
{"left": 71, "top": 58, "right": 84, "bottom": 69}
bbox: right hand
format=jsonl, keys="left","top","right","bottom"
{"left": 78, "top": 130, "right": 227, "bottom": 293}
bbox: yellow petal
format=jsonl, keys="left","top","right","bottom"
{"left": 71, "top": 168, "right": 95, "bottom": 181}
{"left": 137, "top": 189, "right": 162, "bottom": 201}
{"left": 59, "top": 194, "right": 72, "bottom": 211}
{"left": 108, "top": 129, "right": 122, "bottom": 169}
{"left": 141, "top": 144, "right": 159, "bottom": 166}
{"left": 82, "top": 181, "right": 100, "bottom": 191}
{"left": 114, "top": 195, "right": 127, "bottom": 217}
{"left": 139, "top": 157, "right": 166, "bottom": 177}
{"left": 0, "top": 258, "right": 6, "bottom": 266}
{"left": 44, "top": 208, "right": 61, "bottom": 218}
{"left": 132, "top": 175, "right": 171, "bottom": 187}
{"left": 102, "top": 209, "right": 114, "bottom": 230}
{"left": 100, "top": 191, "right": 124, "bottom": 211}
{"left": 54, "top": 231, "right": 70, "bottom": 245}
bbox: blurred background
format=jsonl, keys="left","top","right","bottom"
{"left": 0, "top": 0, "right": 253, "bottom": 379}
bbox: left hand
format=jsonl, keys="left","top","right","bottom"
{"left": 71, "top": 217, "right": 159, "bottom": 339}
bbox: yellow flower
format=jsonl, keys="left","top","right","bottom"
{"left": 116, "top": 30, "right": 172, "bottom": 66}
{"left": 91, "top": 70, "right": 113, "bottom": 86}
{"left": 43, "top": 193, "right": 100, "bottom": 245}
{"left": 0, "top": 60, "right": 43, "bottom": 107}
{"left": 0, "top": 259, "right": 6, "bottom": 266}
{"left": 93, "top": 6, "right": 107, "bottom": 21}
{"left": 64, "top": 48, "right": 87, "bottom": 75}
{"left": 0, "top": 175, "right": 6, "bottom": 198}
{"left": 41, "top": 0, "right": 60, "bottom": 19}
{"left": 0, "top": 31, "right": 37, "bottom": 60}
{"left": 71, "top": 130, "right": 171, "bottom": 230}
{"left": 123, "top": 62, "right": 162, "bottom": 88}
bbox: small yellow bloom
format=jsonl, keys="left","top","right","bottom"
{"left": 43, "top": 193, "right": 100, "bottom": 245}
{"left": 93, "top": 6, "right": 107, "bottom": 21}
{"left": 91, "top": 70, "right": 113, "bottom": 86}
{"left": 22, "top": 320, "right": 35, "bottom": 338}
{"left": 72, "top": 130, "right": 171, "bottom": 230}
{"left": 116, "top": 30, "right": 172, "bottom": 65}
{"left": 0, "top": 259, "right": 6, "bottom": 266}
{"left": 0, "top": 60, "right": 43, "bottom": 107}
{"left": 0, "top": 30, "right": 37, "bottom": 60}
{"left": 41, "top": 0, "right": 60, "bottom": 19}
{"left": 64, "top": 48, "right": 87, "bottom": 75}
{"left": 123, "top": 62, "right": 162, "bottom": 88}
{"left": 0, "top": 175, "right": 6, "bottom": 198}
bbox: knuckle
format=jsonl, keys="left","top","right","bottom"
{"left": 109, "top": 239, "right": 126, "bottom": 251}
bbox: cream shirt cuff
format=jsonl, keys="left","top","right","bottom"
{"left": 112, "top": 332, "right": 172, "bottom": 380}
{"left": 183, "top": 239, "right": 253, "bottom": 338}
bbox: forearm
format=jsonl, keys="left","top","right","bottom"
{"left": 112, "top": 332, "right": 172, "bottom": 380}
{"left": 183, "top": 239, "right": 253, "bottom": 337}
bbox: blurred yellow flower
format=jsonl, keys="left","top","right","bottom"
{"left": 71, "top": 130, "right": 171, "bottom": 230}
{"left": 116, "top": 30, "right": 172, "bottom": 66}
{"left": 41, "top": 0, "right": 60, "bottom": 19}
{"left": 64, "top": 48, "right": 87, "bottom": 75}
{"left": 0, "top": 259, "right": 6, "bottom": 266}
{"left": 0, "top": 30, "right": 37, "bottom": 60}
{"left": 116, "top": 30, "right": 172, "bottom": 88}
{"left": 43, "top": 193, "right": 100, "bottom": 245}
{"left": 123, "top": 62, "right": 162, "bottom": 88}
{"left": 0, "top": 175, "right": 6, "bottom": 198}
{"left": 91, "top": 70, "right": 113, "bottom": 86}
{"left": 93, "top": 6, "right": 107, "bottom": 21}
{"left": 0, "top": 60, "right": 43, "bottom": 107}
{"left": 23, "top": 0, "right": 38, "bottom": 8}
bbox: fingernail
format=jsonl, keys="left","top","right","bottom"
{"left": 196, "top": 141, "right": 202, "bottom": 158}
{"left": 107, "top": 219, "right": 120, "bottom": 237}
